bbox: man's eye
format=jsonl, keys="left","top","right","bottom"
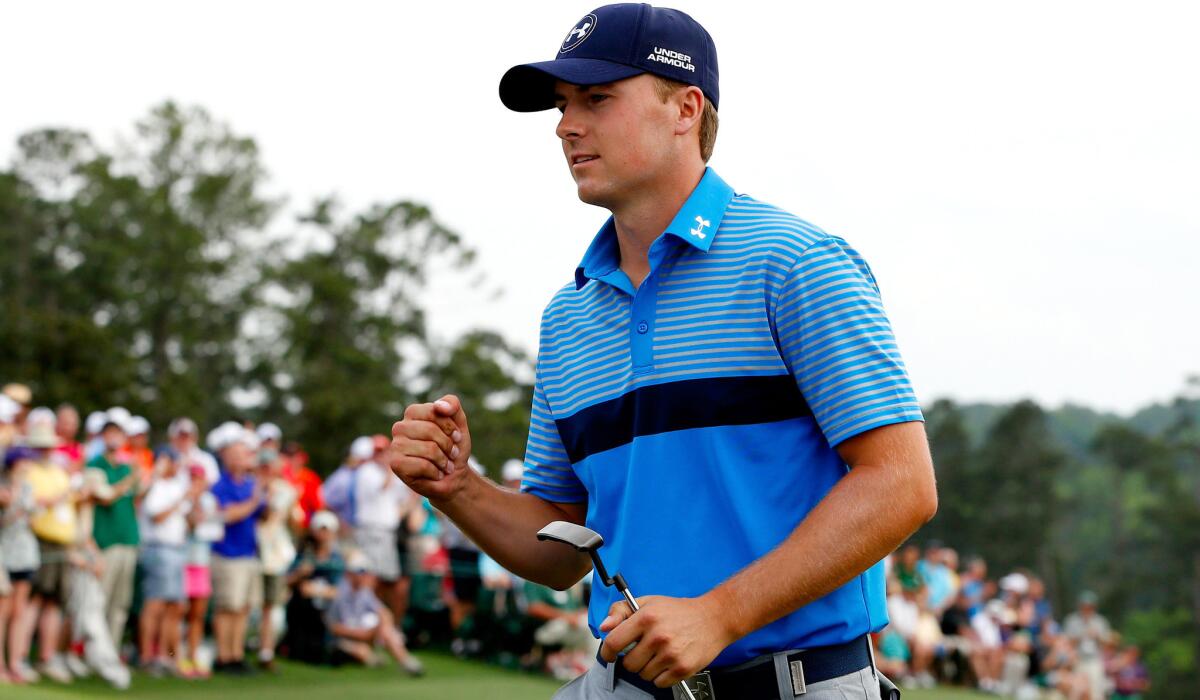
{"left": 590, "top": 94, "right": 608, "bottom": 104}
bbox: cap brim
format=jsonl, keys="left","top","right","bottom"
{"left": 500, "top": 59, "right": 645, "bottom": 112}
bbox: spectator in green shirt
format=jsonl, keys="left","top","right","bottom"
{"left": 86, "top": 420, "right": 141, "bottom": 646}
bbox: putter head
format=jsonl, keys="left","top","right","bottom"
{"left": 536, "top": 520, "right": 604, "bottom": 552}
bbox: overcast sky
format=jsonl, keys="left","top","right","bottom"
{"left": 4, "top": 1, "right": 1197, "bottom": 414}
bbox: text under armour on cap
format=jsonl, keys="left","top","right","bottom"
{"left": 499, "top": 3, "right": 719, "bottom": 113}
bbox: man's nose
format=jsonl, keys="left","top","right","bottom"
{"left": 556, "top": 103, "right": 584, "bottom": 141}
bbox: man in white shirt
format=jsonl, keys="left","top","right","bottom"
{"left": 352, "top": 437, "right": 414, "bottom": 627}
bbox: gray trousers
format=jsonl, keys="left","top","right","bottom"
{"left": 552, "top": 660, "right": 882, "bottom": 699}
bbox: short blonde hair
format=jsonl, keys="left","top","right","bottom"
{"left": 652, "top": 76, "right": 719, "bottom": 163}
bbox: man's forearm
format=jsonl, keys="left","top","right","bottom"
{"left": 433, "top": 474, "right": 590, "bottom": 590}
{"left": 222, "top": 498, "right": 260, "bottom": 523}
{"left": 703, "top": 428, "right": 937, "bottom": 644}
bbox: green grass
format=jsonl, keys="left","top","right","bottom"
{"left": 5, "top": 653, "right": 989, "bottom": 699}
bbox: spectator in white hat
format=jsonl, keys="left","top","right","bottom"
{"left": 281, "top": 510, "right": 344, "bottom": 665}
{"left": 24, "top": 417, "right": 78, "bottom": 683}
{"left": 352, "top": 435, "right": 414, "bottom": 632}
{"left": 327, "top": 549, "right": 423, "bottom": 675}
{"left": 209, "top": 428, "right": 265, "bottom": 675}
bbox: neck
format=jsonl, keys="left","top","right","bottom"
{"left": 610, "top": 160, "right": 705, "bottom": 288}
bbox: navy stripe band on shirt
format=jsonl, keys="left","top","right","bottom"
{"left": 554, "top": 374, "right": 811, "bottom": 464}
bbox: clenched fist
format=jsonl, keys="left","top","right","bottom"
{"left": 390, "top": 394, "right": 475, "bottom": 503}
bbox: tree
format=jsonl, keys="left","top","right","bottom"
{"left": 253, "top": 197, "right": 474, "bottom": 472}
{"left": 919, "top": 399, "right": 979, "bottom": 549}
{"left": 422, "top": 330, "right": 534, "bottom": 479}
{"left": 0, "top": 103, "right": 276, "bottom": 431}
{"left": 971, "top": 401, "right": 1065, "bottom": 580}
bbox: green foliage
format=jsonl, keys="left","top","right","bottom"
{"left": 915, "top": 388, "right": 1200, "bottom": 698}
{"left": 423, "top": 330, "right": 533, "bottom": 479}
{"left": 1123, "top": 608, "right": 1197, "bottom": 700}
{"left": 250, "top": 197, "right": 478, "bottom": 472}
{"left": 0, "top": 102, "right": 531, "bottom": 479}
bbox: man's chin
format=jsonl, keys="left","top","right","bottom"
{"left": 575, "top": 182, "right": 615, "bottom": 209}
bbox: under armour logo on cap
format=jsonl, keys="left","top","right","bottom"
{"left": 561, "top": 14, "right": 598, "bottom": 53}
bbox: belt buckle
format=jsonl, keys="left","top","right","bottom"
{"left": 673, "top": 670, "right": 715, "bottom": 700}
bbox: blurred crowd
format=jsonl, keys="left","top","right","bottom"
{"left": 878, "top": 542, "right": 1149, "bottom": 699}
{"left": 0, "top": 382, "right": 597, "bottom": 690}
{"left": 1, "top": 380, "right": 1152, "bottom": 698}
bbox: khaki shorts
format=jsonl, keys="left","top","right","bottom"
{"left": 210, "top": 555, "right": 262, "bottom": 612}
{"left": 33, "top": 540, "right": 72, "bottom": 604}
{"left": 262, "top": 573, "right": 289, "bottom": 607}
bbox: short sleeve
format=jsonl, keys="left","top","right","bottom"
{"left": 772, "top": 236, "right": 923, "bottom": 446}
{"left": 519, "top": 370, "right": 587, "bottom": 503}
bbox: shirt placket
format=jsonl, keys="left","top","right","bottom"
{"left": 630, "top": 236, "right": 676, "bottom": 374}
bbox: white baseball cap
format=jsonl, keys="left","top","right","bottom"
{"left": 1000, "top": 573, "right": 1030, "bottom": 595}
{"left": 0, "top": 395, "right": 19, "bottom": 424}
{"left": 168, "top": 417, "right": 199, "bottom": 438}
{"left": 26, "top": 406, "right": 56, "bottom": 431}
{"left": 310, "top": 510, "right": 339, "bottom": 533}
{"left": 106, "top": 406, "right": 132, "bottom": 430}
{"left": 208, "top": 421, "right": 258, "bottom": 452}
{"left": 345, "top": 549, "right": 373, "bottom": 574}
{"left": 256, "top": 422, "right": 282, "bottom": 443}
{"left": 501, "top": 459, "right": 525, "bottom": 483}
{"left": 348, "top": 436, "right": 375, "bottom": 461}
{"left": 85, "top": 410, "right": 109, "bottom": 435}
{"left": 126, "top": 416, "right": 151, "bottom": 437}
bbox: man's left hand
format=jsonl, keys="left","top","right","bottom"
{"left": 598, "top": 595, "right": 734, "bottom": 688}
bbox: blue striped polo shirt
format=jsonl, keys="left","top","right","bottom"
{"left": 520, "top": 167, "right": 923, "bottom": 666}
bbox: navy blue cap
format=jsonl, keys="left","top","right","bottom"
{"left": 500, "top": 3, "right": 719, "bottom": 112}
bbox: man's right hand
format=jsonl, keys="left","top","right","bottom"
{"left": 391, "top": 394, "right": 474, "bottom": 503}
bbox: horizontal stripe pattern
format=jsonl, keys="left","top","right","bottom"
{"left": 521, "top": 190, "right": 922, "bottom": 501}
{"left": 555, "top": 374, "right": 811, "bottom": 464}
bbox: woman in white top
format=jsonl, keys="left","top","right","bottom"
{"left": 138, "top": 448, "right": 203, "bottom": 676}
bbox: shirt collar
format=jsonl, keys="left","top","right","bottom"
{"left": 574, "top": 167, "right": 736, "bottom": 290}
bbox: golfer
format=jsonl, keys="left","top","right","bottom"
{"left": 391, "top": 4, "right": 937, "bottom": 698}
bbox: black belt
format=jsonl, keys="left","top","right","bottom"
{"left": 597, "top": 634, "right": 872, "bottom": 699}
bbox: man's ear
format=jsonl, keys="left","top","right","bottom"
{"left": 674, "top": 85, "right": 705, "bottom": 136}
